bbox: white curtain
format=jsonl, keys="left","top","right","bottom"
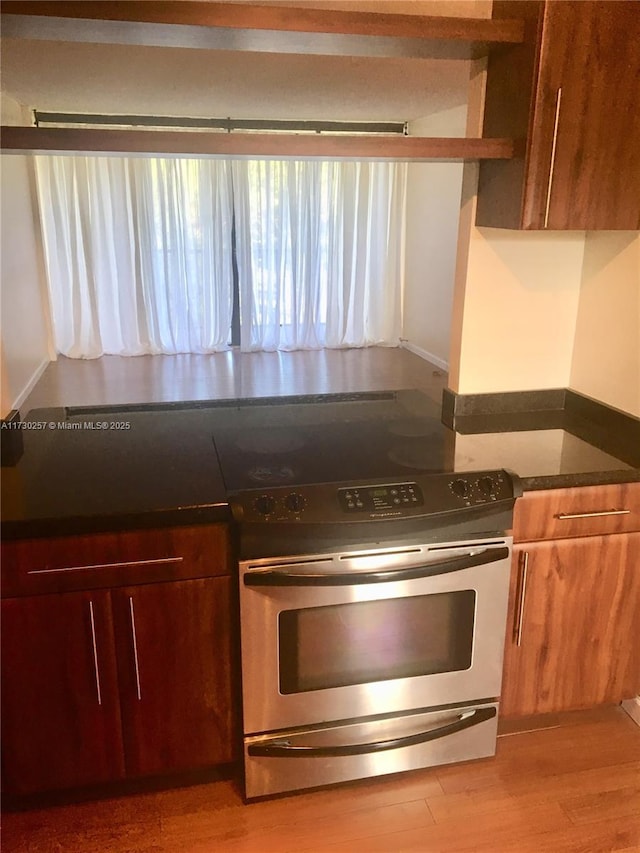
{"left": 35, "top": 155, "right": 406, "bottom": 357}
{"left": 233, "top": 160, "right": 407, "bottom": 351}
{"left": 35, "top": 156, "right": 235, "bottom": 357}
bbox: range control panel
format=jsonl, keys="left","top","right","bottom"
{"left": 338, "top": 483, "right": 423, "bottom": 513}
{"left": 229, "top": 470, "right": 521, "bottom": 525}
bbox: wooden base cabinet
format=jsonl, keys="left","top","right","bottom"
{"left": 501, "top": 532, "right": 640, "bottom": 717}
{"left": 113, "top": 578, "right": 233, "bottom": 778}
{"left": 1, "top": 524, "right": 235, "bottom": 796}
{"left": 1, "top": 590, "right": 125, "bottom": 795}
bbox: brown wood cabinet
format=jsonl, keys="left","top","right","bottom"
{"left": 1, "top": 590, "right": 125, "bottom": 795}
{"left": 1, "top": 523, "right": 235, "bottom": 796}
{"left": 512, "top": 482, "right": 640, "bottom": 542}
{"left": 113, "top": 578, "right": 233, "bottom": 778}
{"left": 501, "top": 487, "right": 640, "bottom": 717}
{"left": 477, "top": 1, "right": 640, "bottom": 230}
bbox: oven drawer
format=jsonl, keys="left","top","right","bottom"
{"left": 244, "top": 702, "right": 499, "bottom": 799}
{"left": 514, "top": 482, "right": 640, "bottom": 543}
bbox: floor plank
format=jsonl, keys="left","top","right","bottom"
{"left": 21, "top": 349, "right": 447, "bottom": 414}
{"left": 3, "top": 707, "right": 639, "bottom": 853}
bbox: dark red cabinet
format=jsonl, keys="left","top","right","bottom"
{"left": 1, "top": 590, "right": 125, "bottom": 794}
{"left": 1, "top": 524, "right": 235, "bottom": 795}
{"left": 113, "top": 578, "right": 234, "bottom": 778}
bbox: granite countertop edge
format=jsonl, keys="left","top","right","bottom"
{"left": 0, "top": 503, "right": 234, "bottom": 542}
{"left": 518, "top": 468, "right": 640, "bottom": 492}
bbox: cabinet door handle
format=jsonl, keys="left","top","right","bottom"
{"left": 27, "top": 556, "right": 183, "bottom": 575}
{"left": 555, "top": 509, "right": 631, "bottom": 520}
{"left": 544, "top": 86, "right": 562, "bottom": 228}
{"left": 88, "top": 600, "right": 102, "bottom": 706}
{"left": 514, "top": 551, "right": 529, "bottom": 647}
{"left": 129, "top": 597, "right": 142, "bottom": 701}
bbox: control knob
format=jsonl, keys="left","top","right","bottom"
{"left": 253, "top": 495, "right": 276, "bottom": 516}
{"left": 478, "top": 476, "right": 495, "bottom": 496}
{"left": 284, "top": 492, "right": 306, "bottom": 513}
{"left": 450, "top": 478, "right": 470, "bottom": 498}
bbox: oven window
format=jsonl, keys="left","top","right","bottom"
{"left": 278, "top": 591, "right": 475, "bottom": 694}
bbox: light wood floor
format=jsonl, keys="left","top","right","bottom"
{"left": 21, "top": 348, "right": 447, "bottom": 413}
{"left": 3, "top": 707, "right": 639, "bottom": 853}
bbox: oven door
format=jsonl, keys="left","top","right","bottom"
{"left": 240, "top": 537, "right": 512, "bottom": 735}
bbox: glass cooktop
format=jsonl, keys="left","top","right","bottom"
{"left": 210, "top": 390, "right": 455, "bottom": 492}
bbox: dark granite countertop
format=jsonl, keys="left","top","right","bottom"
{"left": 1, "top": 393, "right": 638, "bottom": 540}
{"left": 452, "top": 403, "right": 639, "bottom": 490}
{"left": 1, "top": 405, "right": 233, "bottom": 539}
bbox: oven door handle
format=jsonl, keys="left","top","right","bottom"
{"left": 247, "top": 706, "right": 496, "bottom": 758}
{"left": 243, "top": 546, "right": 509, "bottom": 586}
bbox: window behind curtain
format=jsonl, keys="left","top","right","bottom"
{"left": 35, "top": 155, "right": 406, "bottom": 358}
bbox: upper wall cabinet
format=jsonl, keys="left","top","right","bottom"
{"left": 476, "top": 1, "right": 640, "bottom": 230}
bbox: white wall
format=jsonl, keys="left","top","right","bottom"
{"left": 399, "top": 0, "right": 490, "bottom": 370}
{"left": 450, "top": 187, "right": 639, "bottom": 410}
{"left": 453, "top": 227, "right": 585, "bottom": 393}
{"left": 0, "top": 94, "right": 52, "bottom": 418}
{"left": 570, "top": 232, "right": 640, "bottom": 418}
{"left": 448, "top": 53, "right": 587, "bottom": 396}
{"left": 402, "top": 106, "right": 467, "bottom": 369}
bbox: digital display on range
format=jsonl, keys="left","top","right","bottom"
{"left": 338, "top": 483, "right": 424, "bottom": 513}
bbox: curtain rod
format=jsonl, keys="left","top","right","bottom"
{"left": 34, "top": 112, "right": 408, "bottom": 136}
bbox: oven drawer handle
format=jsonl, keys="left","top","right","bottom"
{"left": 247, "top": 706, "right": 497, "bottom": 758}
{"left": 244, "top": 547, "right": 509, "bottom": 586}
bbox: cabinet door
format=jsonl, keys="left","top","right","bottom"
{"left": 526, "top": 1, "right": 640, "bottom": 230}
{"left": 1, "top": 591, "right": 125, "bottom": 794}
{"left": 112, "top": 578, "right": 234, "bottom": 777}
{"left": 501, "top": 533, "right": 640, "bottom": 717}
{"left": 478, "top": 1, "right": 640, "bottom": 230}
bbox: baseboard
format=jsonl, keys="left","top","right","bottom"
{"left": 399, "top": 340, "right": 448, "bottom": 372}
{"left": 622, "top": 696, "right": 640, "bottom": 727}
{"left": 12, "top": 356, "right": 50, "bottom": 414}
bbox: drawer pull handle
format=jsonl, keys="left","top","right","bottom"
{"left": 129, "top": 597, "right": 142, "bottom": 702}
{"left": 88, "top": 600, "right": 102, "bottom": 706}
{"left": 555, "top": 509, "right": 631, "bottom": 520}
{"left": 27, "top": 556, "right": 183, "bottom": 575}
{"left": 544, "top": 86, "right": 562, "bottom": 228}
{"left": 514, "top": 551, "right": 529, "bottom": 647}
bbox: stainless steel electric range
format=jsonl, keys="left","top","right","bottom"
{"left": 210, "top": 391, "right": 521, "bottom": 799}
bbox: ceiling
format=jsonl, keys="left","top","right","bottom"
{"left": 0, "top": 41, "right": 469, "bottom": 123}
{"left": 0, "top": 2, "right": 480, "bottom": 125}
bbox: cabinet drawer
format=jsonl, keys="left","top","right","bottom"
{"left": 514, "top": 482, "right": 640, "bottom": 543}
{"left": 1, "top": 524, "right": 233, "bottom": 597}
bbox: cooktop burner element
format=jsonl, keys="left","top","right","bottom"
{"left": 248, "top": 464, "right": 297, "bottom": 485}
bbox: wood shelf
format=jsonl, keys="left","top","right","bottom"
{"left": 1, "top": 3, "right": 525, "bottom": 161}
{"left": 1, "top": 126, "right": 516, "bottom": 161}
{"left": 2, "top": 2, "right": 524, "bottom": 61}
